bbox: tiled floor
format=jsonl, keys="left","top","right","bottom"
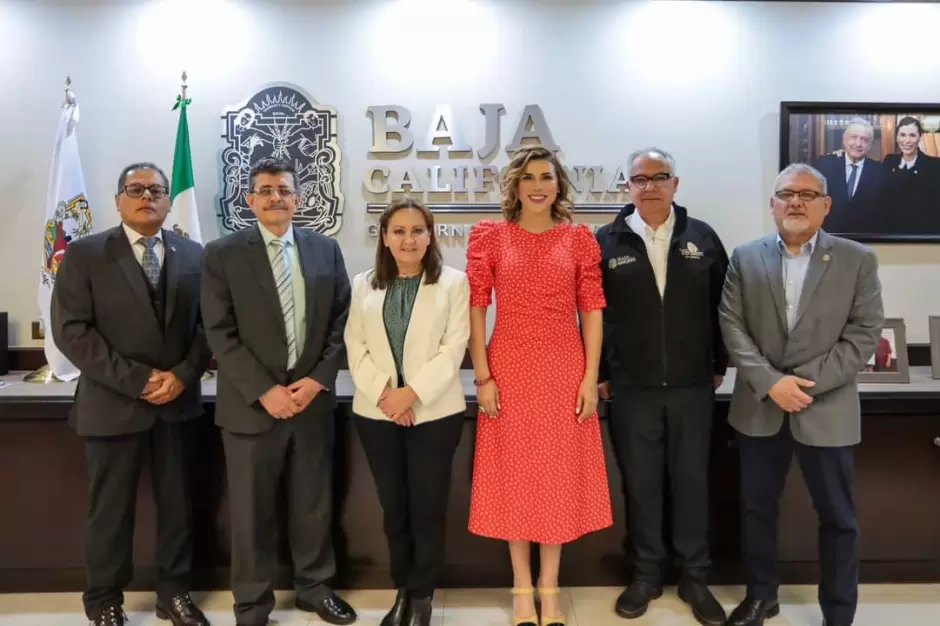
{"left": 1, "top": 585, "right": 939, "bottom": 625}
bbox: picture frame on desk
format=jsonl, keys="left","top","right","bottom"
{"left": 858, "top": 318, "right": 909, "bottom": 383}
{"left": 928, "top": 315, "right": 940, "bottom": 380}
{"left": 780, "top": 101, "right": 940, "bottom": 243}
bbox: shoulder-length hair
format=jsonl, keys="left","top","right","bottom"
{"left": 895, "top": 116, "right": 924, "bottom": 138}
{"left": 371, "top": 197, "right": 443, "bottom": 290}
{"left": 500, "top": 145, "right": 574, "bottom": 223}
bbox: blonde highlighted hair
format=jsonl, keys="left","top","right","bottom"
{"left": 500, "top": 145, "right": 574, "bottom": 223}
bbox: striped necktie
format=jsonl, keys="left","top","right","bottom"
{"left": 270, "top": 239, "right": 297, "bottom": 367}
{"left": 140, "top": 237, "right": 160, "bottom": 288}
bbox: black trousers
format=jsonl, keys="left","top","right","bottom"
{"left": 354, "top": 413, "right": 463, "bottom": 598}
{"left": 82, "top": 418, "right": 198, "bottom": 619}
{"left": 738, "top": 422, "right": 858, "bottom": 626}
{"left": 222, "top": 411, "right": 336, "bottom": 626}
{"left": 608, "top": 386, "right": 713, "bottom": 584}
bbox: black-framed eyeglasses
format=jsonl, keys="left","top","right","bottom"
{"left": 629, "top": 173, "right": 673, "bottom": 187}
{"left": 252, "top": 186, "right": 297, "bottom": 198}
{"left": 122, "top": 184, "right": 168, "bottom": 199}
{"left": 775, "top": 189, "right": 824, "bottom": 202}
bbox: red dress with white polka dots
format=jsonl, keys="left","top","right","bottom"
{"left": 466, "top": 219, "right": 613, "bottom": 543}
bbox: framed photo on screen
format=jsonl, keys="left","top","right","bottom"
{"left": 780, "top": 101, "right": 940, "bottom": 243}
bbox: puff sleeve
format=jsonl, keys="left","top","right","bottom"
{"left": 466, "top": 220, "right": 497, "bottom": 307}
{"left": 575, "top": 224, "right": 606, "bottom": 312}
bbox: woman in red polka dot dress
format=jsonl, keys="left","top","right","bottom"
{"left": 466, "top": 145, "right": 612, "bottom": 626}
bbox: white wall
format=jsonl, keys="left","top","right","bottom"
{"left": 2, "top": 0, "right": 940, "bottom": 346}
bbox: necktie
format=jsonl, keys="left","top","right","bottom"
{"left": 140, "top": 237, "right": 160, "bottom": 288}
{"left": 270, "top": 239, "right": 297, "bottom": 367}
{"left": 847, "top": 163, "right": 858, "bottom": 199}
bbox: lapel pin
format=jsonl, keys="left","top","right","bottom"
{"left": 822, "top": 253, "right": 831, "bottom": 262}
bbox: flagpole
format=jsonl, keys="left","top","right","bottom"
{"left": 174, "top": 70, "right": 214, "bottom": 381}
{"left": 25, "top": 76, "right": 77, "bottom": 384}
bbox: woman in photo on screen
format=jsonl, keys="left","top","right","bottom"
{"left": 344, "top": 198, "right": 470, "bottom": 626}
{"left": 465, "top": 145, "right": 612, "bottom": 626}
{"left": 880, "top": 116, "right": 940, "bottom": 234}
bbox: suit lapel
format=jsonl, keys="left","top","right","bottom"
{"left": 760, "top": 238, "right": 788, "bottom": 333}
{"left": 246, "top": 227, "right": 287, "bottom": 342}
{"left": 161, "top": 230, "right": 180, "bottom": 331}
{"left": 295, "top": 228, "right": 319, "bottom": 344}
{"left": 402, "top": 275, "right": 430, "bottom": 360}
{"left": 794, "top": 231, "right": 834, "bottom": 327}
{"left": 110, "top": 227, "right": 155, "bottom": 316}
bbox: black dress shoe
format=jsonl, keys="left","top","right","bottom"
{"left": 92, "top": 605, "right": 127, "bottom": 626}
{"left": 296, "top": 592, "right": 358, "bottom": 625}
{"left": 615, "top": 581, "right": 663, "bottom": 619}
{"left": 381, "top": 588, "right": 408, "bottom": 626}
{"left": 156, "top": 592, "right": 210, "bottom": 626}
{"left": 677, "top": 581, "right": 726, "bottom": 626}
{"left": 404, "top": 595, "right": 432, "bottom": 626}
{"left": 726, "top": 597, "right": 780, "bottom": 626}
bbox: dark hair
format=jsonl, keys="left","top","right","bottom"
{"left": 370, "top": 198, "right": 442, "bottom": 290}
{"left": 895, "top": 116, "right": 924, "bottom": 139}
{"left": 249, "top": 157, "right": 300, "bottom": 192}
{"left": 117, "top": 162, "right": 169, "bottom": 194}
{"left": 500, "top": 145, "right": 574, "bottom": 223}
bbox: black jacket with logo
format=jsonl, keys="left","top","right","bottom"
{"left": 596, "top": 203, "right": 729, "bottom": 389}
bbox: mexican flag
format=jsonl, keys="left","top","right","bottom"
{"left": 169, "top": 94, "right": 202, "bottom": 242}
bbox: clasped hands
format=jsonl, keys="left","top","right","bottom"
{"left": 768, "top": 375, "right": 816, "bottom": 412}
{"left": 140, "top": 369, "right": 184, "bottom": 405}
{"left": 378, "top": 385, "right": 418, "bottom": 427}
{"left": 259, "top": 377, "right": 323, "bottom": 419}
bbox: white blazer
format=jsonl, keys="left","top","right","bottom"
{"left": 344, "top": 264, "right": 470, "bottom": 424}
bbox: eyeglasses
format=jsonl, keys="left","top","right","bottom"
{"left": 629, "top": 173, "right": 673, "bottom": 187}
{"left": 775, "top": 189, "right": 825, "bottom": 202}
{"left": 123, "top": 184, "right": 168, "bottom": 199}
{"left": 252, "top": 187, "right": 297, "bottom": 198}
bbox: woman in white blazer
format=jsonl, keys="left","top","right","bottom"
{"left": 343, "top": 198, "right": 470, "bottom": 626}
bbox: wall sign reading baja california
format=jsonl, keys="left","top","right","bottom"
{"left": 364, "top": 103, "right": 629, "bottom": 215}
{"left": 218, "top": 83, "right": 344, "bottom": 236}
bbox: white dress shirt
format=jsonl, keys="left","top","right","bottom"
{"left": 777, "top": 231, "right": 818, "bottom": 332}
{"left": 845, "top": 155, "right": 865, "bottom": 196}
{"left": 628, "top": 205, "right": 676, "bottom": 298}
{"left": 898, "top": 154, "right": 919, "bottom": 170}
{"left": 122, "top": 222, "right": 164, "bottom": 269}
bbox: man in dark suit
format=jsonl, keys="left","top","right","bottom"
{"left": 51, "top": 163, "right": 212, "bottom": 626}
{"left": 812, "top": 117, "right": 886, "bottom": 235}
{"left": 201, "top": 158, "right": 355, "bottom": 626}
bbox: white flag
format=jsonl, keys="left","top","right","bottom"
{"left": 38, "top": 90, "right": 93, "bottom": 381}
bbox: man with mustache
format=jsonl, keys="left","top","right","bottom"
{"left": 201, "top": 157, "right": 356, "bottom": 626}
{"left": 812, "top": 117, "right": 886, "bottom": 236}
{"left": 719, "top": 163, "right": 884, "bottom": 626}
{"left": 596, "top": 148, "right": 729, "bottom": 625}
{"left": 51, "top": 163, "right": 212, "bottom": 626}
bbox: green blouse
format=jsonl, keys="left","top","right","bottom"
{"left": 383, "top": 274, "right": 422, "bottom": 379}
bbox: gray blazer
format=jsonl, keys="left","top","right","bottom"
{"left": 718, "top": 230, "right": 884, "bottom": 447}
{"left": 201, "top": 225, "right": 351, "bottom": 435}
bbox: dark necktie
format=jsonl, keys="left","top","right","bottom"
{"left": 847, "top": 163, "right": 858, "bottom": 199}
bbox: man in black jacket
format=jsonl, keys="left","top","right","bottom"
{"left": 596, "top": 148, "right": 728, "bottom": 625}
{"left": 51, "top": 163, "right": 212, "bottom": 626}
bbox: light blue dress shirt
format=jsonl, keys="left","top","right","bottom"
{"left": 258, "top": 224, "right": 306, "bottom": 368}
{"left": 777, "top": 232, "right": 818, "bottom": 332}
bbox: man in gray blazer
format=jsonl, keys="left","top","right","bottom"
{"left": 719, "top": 163, "right": 884, "bottom": 626}
{"left": 201, "top": 158, "right": 355, "bottom": 626}
{"left": 51, "top": 163, "right": 212, "bottom": 626}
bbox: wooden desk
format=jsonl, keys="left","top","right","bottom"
{"left": 1, "top": 369, "right": 938, "bottom": 593}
